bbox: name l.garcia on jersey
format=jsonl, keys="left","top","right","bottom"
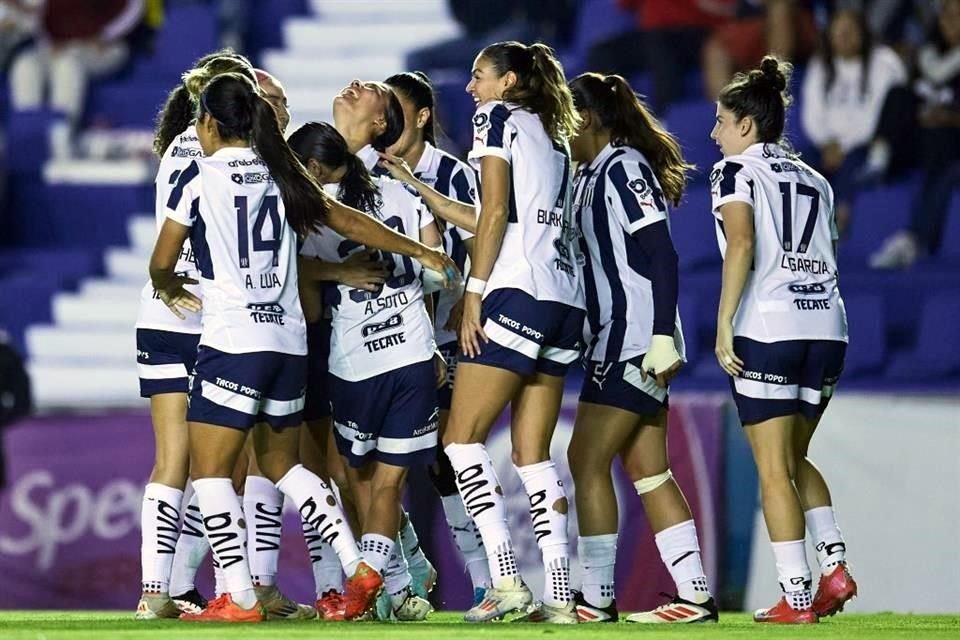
{"left": 780, "top": 254, "right": 832, "bottom": 275}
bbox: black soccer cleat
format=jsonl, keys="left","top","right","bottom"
{"left": 172, "top": 588, "right": 209, "bottom": 615}
{"left": 573, "top": 590, "right": 619, "bottom": 623}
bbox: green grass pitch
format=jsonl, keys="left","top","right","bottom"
{"left": 0, "top": 611, "right": 957, "bottom": 640}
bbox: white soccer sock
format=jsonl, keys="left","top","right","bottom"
{"left": 303, "top": 519, "right": 343, "bottom": 597}
{"left": 384, "top": 538, "right": 413, "bottom": 599}
{"left": 445, "top": 443, "right": 518, "bottom": 587}
{"left": 440, "top": 494, "right": 491, "bottom": 590}
{"left": 805, "top": 506, "right": 847, "bottom": 572}
{"left": 360, "top": 533, "right": 394, "bottom": 575}
{"left": 655, "top": 520, "right": 712, "bottom": 604}
{"left": 398, "top": 510, "right": 430, "bottom": 571}
{"left": 771, "top": 539, "right": 813, "bottom": 611}
{"left": 169, "top": 489, "right": 210, "bottom": 596}
{"left": 516, "top": 460, "right": 571, "bottom": 607}
{"left": 275, "top": 464, "right": 362, "bottom": 575}
{"left": 192, "top": 478, "right": 256, "bottom": 608}
{"left": 578, "top": 534, "right": 618, "bottom": 608}
{"left": 140, "top": 483, "right": 183, "bottom": 594}
{"left": 214, "top": 561, "right": 227, "bottom": 597}
{"left": 243, "top": 475, "right": 284, "bottom": 587}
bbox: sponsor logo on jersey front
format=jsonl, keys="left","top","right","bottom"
{"left": 247, "top": 302, "right": 285, "bottom": 325}
{"left": 361, "top": 313, "right": 403, "bottom": 337}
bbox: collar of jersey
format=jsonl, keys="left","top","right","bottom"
{"left": 413, "top": 141, "right": 437, "bottom": 177}
{"left": 206, "top": 145, "right": 256, "bottom": 160}
{"left": 585, "top": 142, "right": 622, "bottom": 173}
{"left": 357, "top": 145, "right": 379, "bottom": 172}
{"left": 742, "top": 142, "right": 787, "bottom": 159}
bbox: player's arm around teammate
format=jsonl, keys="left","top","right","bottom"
{"left": 563, "top": 73, "right": 718, "bottom": 624}
{"left": 709, "top": 57, "right": 855, "bottom": 624}
{"left": 149, "top": 74, "right": 384, "bottom": 623}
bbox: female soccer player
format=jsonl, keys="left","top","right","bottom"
{"left": 135, "top": 51, "right": 258, "bottom": 620}
{"left": 382, "top": 71, "right": 490, "bottom": 603}
{"left": 149, "top": 73, "right": 456, "bottom": 623}
{"left": 290, "top": 121, "right": 441, "bottom": 621}
{"left": 395, "top": 41, "right": 584, "bottom": 623}
{"left": 565, "top": 72, "right": 718, "bottom": 625}
{"left": 710, "top": 56, "right": 856, "bottom": 624}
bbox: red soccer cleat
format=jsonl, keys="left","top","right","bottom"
{"left": 316, "top": 589, "right": 346, "bottom": 621}
{"left": 180, "top": 594, "right": 265, "bottom": 623}
{"left": 342, "top": 562, "right": 383, "bottom": 620}
{"left": 753, "top": 598, "right": 818, "bottom": 624}
{"left": 814, "top": 563, "right": 858, "bottom": 617}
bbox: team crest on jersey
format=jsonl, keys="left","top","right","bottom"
{"left": 709, "top": 167, "right": 722, "bottom": 187}
{"left": 473, "top": 112, "right": 489, "bottom": 128}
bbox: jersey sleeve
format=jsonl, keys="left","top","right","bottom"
{"left": 468, "top": 102, "right": 514, "bottom": 166}
{"left": 164, "top": 160, "right": 201, "bottom": 227}
{"left": 415, "top": 194, "right": 435, "bottom": 230}
{"left": 710, "top": 159, "right": 754, "bottom": 214}
{"left": 451, "top": 162, "right": 478, "bottom": 241}
{"left": 607, "top": 158, "right": 669, "bottom": 234}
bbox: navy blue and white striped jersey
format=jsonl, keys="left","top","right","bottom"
{"left": 469, "top": 101, "right": 583, "bottom": 308}
{"left": 710, "top": 143, "right": 848, "bottom": 343}
{"left": 137, "top": 126, "right": 203, "bottom": 333}
{"left": 574, "top": 144, "right": 686, "bottom": 363}
{"left": 165, "top": 147, "right": 306, "bottom": 355}
{"left": 300, "top": 178, "right": 437, "bottom": 381}
{"left": 413, "top": 141, "right": 477, "bottom": 346}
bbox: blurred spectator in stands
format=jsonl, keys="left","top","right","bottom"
{"left": 870, "top": 0, "right": 960, "bottom": 269}
{"left": 0, "top": 0, "right": 39, "bottom": 71}
{"left": 801, "top": 7, "right": 908, "bottom": 234}
{"left": 702, "top": 0, "right": 818, "bottom": 99}
{"left": 8, "top": 0, "right": 144, "bottom": 138}
{"left": 584, "top": 0, "right": 733, "bottom": 112}
{"left": 406, "top": 0, "right": 576, "bottom": 78}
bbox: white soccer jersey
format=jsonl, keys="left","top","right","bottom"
{"left": 413, "top": 141, "right": 477, "bottom": 346}
{"left": 137, "top": 126, "right": 204, "bottom": 333}
{"left": 710, "top": 143, "right": 848, "bottom": 343}
{"left": 300, "top": 178, "right": 437, "bottom": 381}
{"left": 165, "top": 147, "right": 306, "bottom": 355}
{"left": 574, "top": 143, "right": 686, "bottom": 362}
{"left": 469, "top": 101, "right": 583, "bottom": 308}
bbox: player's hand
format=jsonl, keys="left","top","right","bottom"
{"left": 377, "top": 152, "right": 416, "bottom": 185}
{"left": 459, "top": 292, "right": 488, "bottom": 358}
{"left": 338, "top": 250, "right": 389, "bottom": 291}
{"left": 445, "top": 296, "right": 465, "bottom": 335}
{"left": 434, "top": 351, "right": 448, "bottom": 388}
{"left": 417, "top": 246, "right": 460, "bottom": 288}
{"left": 157, "top": 275, "right": 201, "bottom": 319}
{"left": 641, "top": 334, "right": 682, "bottom": 389}
{"left": 715, "top": 320, "right": 744, "bottom": 377}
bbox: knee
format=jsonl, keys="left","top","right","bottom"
{"left": 567, "top": 444, "right": 610, "bottom": 482}
{"left": 255, "top": 453, "right": 299, "bottom": 485}
{"left": 511, "top": 445, "right": 549, "bottom": 468}
{"left": 756, "top": 456, "right": 796, "bottom": 487}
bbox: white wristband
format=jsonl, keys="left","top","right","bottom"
{"left": 465, "top": 277, "right": 487, "bottom": 295}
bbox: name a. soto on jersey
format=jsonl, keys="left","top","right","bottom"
{"left": 363, "top": 291, "right": 408, "bottom": 315}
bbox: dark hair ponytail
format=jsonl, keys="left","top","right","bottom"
{"left": 718, "top": 55, "right": 793, "bottom": 145}
{"left": 384, "top": 71, "right": 438, "bottom": 146}
{"left": 372, "top": 83, "right": 405, "bottom": 151}
{"left": 287, "top": 121, "right": 381, "bottom": 216}
{"left": 199, "top": 73, "right": 328, "bottom": 235}
{"left": 152, "top": 51, "right": 256, "bottom": 156}
{"left": 570, "top": 73, "right": 691, "bottom": 206}
{"left": 480, "top": 41, "right": 580, "bottom": 140}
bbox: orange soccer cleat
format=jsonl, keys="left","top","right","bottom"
{"left": 316, "top": 589, "right": 346, "bottom": 621}
{"left": 180, "top": 594, "right": 265, "bottom": 623}
{"left": 342, "top": 562, "right": 384, "bottom": 620}
{"left": 814, "top": 563, "right": 858, "bottom": 617}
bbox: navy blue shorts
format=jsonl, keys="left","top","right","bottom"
{"left": 137, "top": 329, "right": 200, "bottom": 397}
{"left": 437, "top": 340, "right": 458, "bottom": 411}
{"left": 304, "top": 319, "right": 333, "bottom": 422}
{"left": 730, "top": 337, "right": 846, "bottom": 425}
{"left": 580, "top": 355, "right": 669, "bottom": 419}
{"left": 187, "top": 345, "right": 307, "bottom": 430}
{"left": 463, "top": 288, "right": 585, "bottom": 377}
{"left": 331, "top": 358, "right": 438, "bottom": 469}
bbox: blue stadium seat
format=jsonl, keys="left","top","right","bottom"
{"left": 884, "top": 293, "right": 960, "bottom": 380}
{"left": 562, "top": 0, "right": 635, "bottom": 76}
{"left": 937, "top": 190, "right": 960, "bottom": 263}
{"left": 673, "top": 186, "right": 721, "bottom": 272}
{"left": 843, "top": 177, "right": 917, "bottom": 261}
{"left": 841, "top": 294, "right": 886, "bottom": 378}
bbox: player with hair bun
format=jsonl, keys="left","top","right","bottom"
{"left": 565, "top": 72, "right": 718, "bottom": 625}
{"left": 710, "top": 56, "right": 856, "bottom": 624}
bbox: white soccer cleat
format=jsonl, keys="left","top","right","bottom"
{"left": 625, "top": 595, "right": 719, "bottom": 624}
{"left": 464, "top": 577, "right": 533, "bottom": 622}
{"left": 254, "top": 585, "right": 317, "bottom": 620}
{"left": 134, "top": 593, "right": 181, "bottom": 620}
{"left": 392, "top": 587, "right": 434, "bottom": 621}
{"left": 512, "top": 600, "right": 578, "bottom": 624}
